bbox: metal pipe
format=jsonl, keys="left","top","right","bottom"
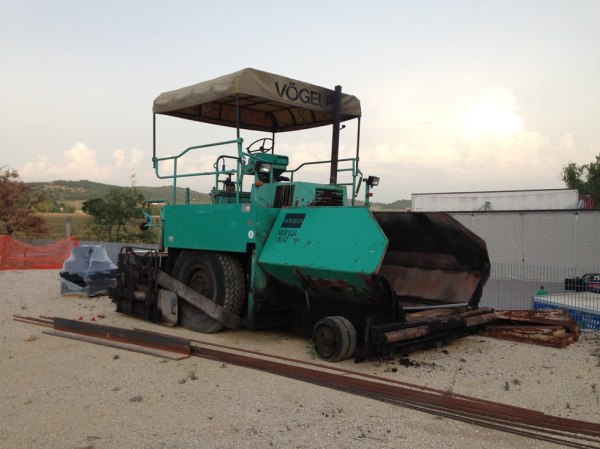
{"left": 402, "top": 302, "right": 468, "bottom": 312}
{"left": 152, "top": 114, "right": 157, "bottom": 167}
{"left": 384, "top": 325, "right": 430, "bottom": 343}
{"left": 356, "top": 116, "right": 361, "bottom": 161}
{"left": 272, "top": 131, "right": 275, "bottom": 154}
{"left": 463, "top": 312, "right": 498, "bottom": 327}
{"left": 236, "top": 94, "right": 240, "bottom": 139}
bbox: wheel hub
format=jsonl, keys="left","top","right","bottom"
{"left": 313, "top": 324, "right": 336, "bottom": 358}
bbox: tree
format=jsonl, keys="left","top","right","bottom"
{"left": 0, "top": 167, "right": 49, "bottom": 236}
{"left": 561, "top": 153, "right": 600, "bottom": 208}
{"left": 82, "top": 187, "right": 151, "bottom": 242}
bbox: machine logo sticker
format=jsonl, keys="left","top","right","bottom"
{"left": 281, "top": 213, "right": 306, "bottom": 229}
{"left": 274, "top": 81, "right": 333, "bottom": 108}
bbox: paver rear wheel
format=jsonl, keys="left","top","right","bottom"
{"left": 312, "top": 316, "right": 357, "bottom": 362}
{"left": 173, "top": 251, "right": 245, "bottom": 333}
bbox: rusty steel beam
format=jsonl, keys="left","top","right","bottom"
{"left": 384, "top": 325, "right": 430, "bottom": 343}
{"left": 13, "top": 315, "right": 54, "bottom": 326}
{"left": 52, "top": 317, "right": 191, "bottom": 356}
{"left": 43, "top": 329, "right": 190, "bottom": 360}
{"left": 483, "top": 309, "right": 580, "bottom": 348}
{"left": 143, "top": 326, "right": 600, "bottom": 446}
{"left": 463, "top": 312, "right": 498, "bottom": 327}
{"left": 155, "top": 270, "right": 242, "bottom": 329}
{"left": 372, "top": 308, "right": 496, "bottom": 346}
{"left": 191, "top": 344, "right": 600, "bottom": 446}
{"left": 16, "top": 316, "right": 599, "bottom": 446}
{"left": 482, "top": 325, "right": 575, "bottom": 348}
{"left": 494, "top": 309, "right": 580, "bottom": 340}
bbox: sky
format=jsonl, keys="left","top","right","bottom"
{"left": 1, "top": 0, "right": 599, "bottom": 203}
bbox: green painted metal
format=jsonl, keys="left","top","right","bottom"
{"left": 242, "top": 153, "right": 289, "bottom": 179}
{"left": 246, "top": 207, "right": 281, "bottom": 329}
{"left": 258, "top": 207, "right": 388, "bottom": 303}
{"left": 161, "top": 203, "right": 256, "bottom": 252}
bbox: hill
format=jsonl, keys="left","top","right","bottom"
{"left": 27, "top": 180, "right": 410, "bottom": 212}
{"left": 370, "top": 199, "right": 412, "bottom": 211}
{"left": 28, "top": 180, "right": 211, "bottom": 212}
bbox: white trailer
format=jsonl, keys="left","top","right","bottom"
{"left": 411, "top": 189, "right": 580, "bottom": 212}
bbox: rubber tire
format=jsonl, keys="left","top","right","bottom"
{"left": 312, "top": 316, "right": 357, "bottom": 362}
{"left": 173, "top": 250, "right": 245, "bottom": 334}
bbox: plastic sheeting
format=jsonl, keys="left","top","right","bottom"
{"left": 59, "top": 245, "right": 117, "bottom": 297}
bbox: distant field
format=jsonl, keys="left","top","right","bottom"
{"left": 42, "top": 213, "right": 94, "bottom": 240}
{"left": 29, "top": 213, "right": 159, "bottom": 243}
{"left": 9, "top": 213, "right": 93, "bottom": 241}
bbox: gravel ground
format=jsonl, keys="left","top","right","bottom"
{"left": 1, "top": 269, "right": 599, "bottom": 449}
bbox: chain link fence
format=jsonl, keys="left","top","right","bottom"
{"left": 481, "top": 263, "right": 600, "bottom": 311}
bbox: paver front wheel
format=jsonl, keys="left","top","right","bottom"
{"left": 173, "top": 250, "right": 245, "bottom": 333}
{"left": 312, "top": 316, "right": 357, "bottom": 362}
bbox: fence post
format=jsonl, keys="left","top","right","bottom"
{"left": 65, "top": 217, "right": 71, "bottom": 238}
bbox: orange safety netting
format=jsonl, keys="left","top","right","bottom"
{"left": 0, "top": 235, "right": 80, "bottom": 270}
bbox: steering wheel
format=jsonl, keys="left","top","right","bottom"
{"left": 247, "top": 138, "right": 274, "bottom": 154}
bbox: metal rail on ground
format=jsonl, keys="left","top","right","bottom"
{"left": 14, "top": 315, "right": 600, "bottom": 448}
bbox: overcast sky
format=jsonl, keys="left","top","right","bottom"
{"left": 1, "top": 0, "right": 599, "bottom": 202}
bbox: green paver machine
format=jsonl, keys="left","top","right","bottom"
{"left": 110, "top": 68, "right": 492, "bottom": 361}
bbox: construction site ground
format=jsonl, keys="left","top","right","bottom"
{"left": 1, "top": 269, "right": 599, "bottom": 449}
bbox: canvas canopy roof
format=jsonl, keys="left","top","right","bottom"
{"left": 153, "top": 68, "right": 361, "bottom": 133}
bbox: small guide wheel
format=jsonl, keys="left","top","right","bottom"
{"left": 312, "top": 316, "right": 357, "bottom": 362}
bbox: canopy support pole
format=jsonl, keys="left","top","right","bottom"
{"left": 356, "top": 116, "right": 361, "bottom": 161}
{"left": 152, "top": 114, "right": 156, "bottom": 162}
{"left": 235, "top": 94, "right": 240, "bottom": 139}
{"left": 329, "top": 85, "right": 342, "bottom": 185}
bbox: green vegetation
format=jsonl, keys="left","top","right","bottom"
{"left": 562, "top": 152, "right": 600, "bottom": 208}
{"left": 0, "top": 167, "right": 49, "bottom": 237}
{"left": 370, "top": 199, "right": 412, "bottom": 211}
{"left": 82, "top": 187, "right": 157, "bottom": 243}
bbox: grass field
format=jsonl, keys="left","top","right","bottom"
{"left": 43, "top": 213, "right": 94, "bottom": 240}
{"left": 10, "top": 213, "right": 93, "bottom": 241}
{"left": 9, "top": 213, "right": 160, "bottom": 245}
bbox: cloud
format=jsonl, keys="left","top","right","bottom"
{"left": 20, "top": 143, "right": 145, "bottom": 185}
{"left": 16, "top": 85, "right": 592, "bottom": 203}
{"left": 356, "top": 87, "right": 579, "bottom": 199}
{"left": 452, "top": 87, "right": 525, "bottom": 140}
{"left": 131, "top": 147, "right": 144, "bottom": 166}
{"left": 113, "top": 148, "right": 125, "bottom": 168}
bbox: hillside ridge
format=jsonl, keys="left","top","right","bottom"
{"left": 28, "top": 180, "right": 410, "bottom": 211}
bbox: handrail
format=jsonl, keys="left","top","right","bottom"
{"left": 287, "top": 157, "right": 357, "bottom": 177}
{"left": 152, "top": 138, "right": 244, "bottom": 204}
{"left": 287, "top": 157, "right": 363, "bottom": 205}
{"left": 152, "top": 138, "right": 364, "bottom": 206}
